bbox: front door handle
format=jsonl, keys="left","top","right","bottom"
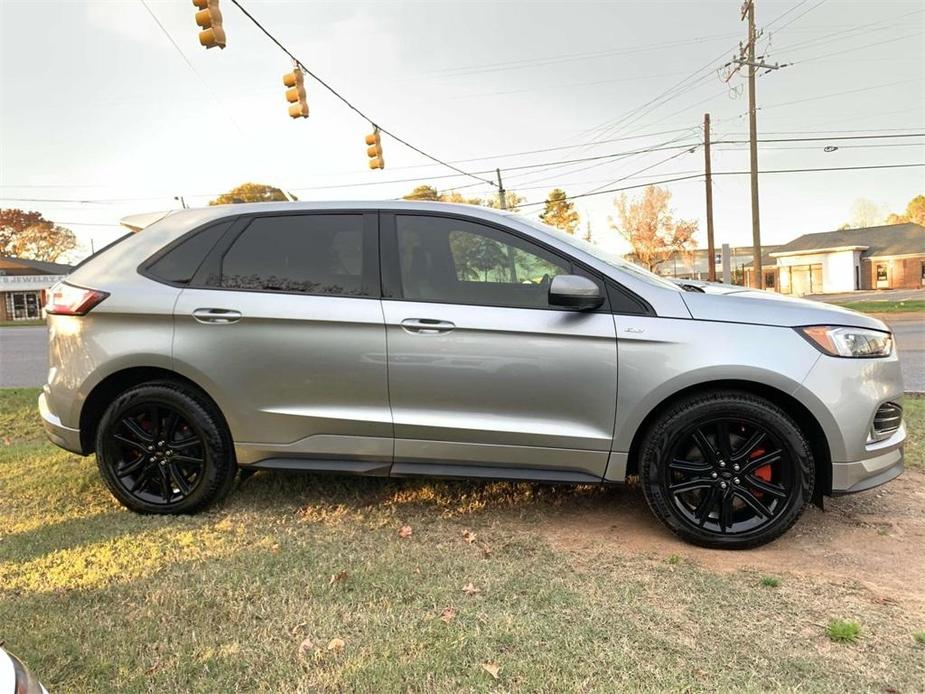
{"left": 400, "top": 318, "right": 455, "bottom": 335}
{"left": 192, "top": 308, "right": 242, "bottom": 325}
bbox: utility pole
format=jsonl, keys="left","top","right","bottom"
{"left": 703, "top": 113, "right": 716, "bottom": 282}
{"left": 174, "top": 195, "right": 188, "bottom": 209}
{"left": 723, "top": 0, "right": 782, "bottom": 289}
{"left": 496, "top": 169, "right": 507, "bottom": 210}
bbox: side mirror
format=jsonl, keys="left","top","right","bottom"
{"left": 548, "top": 275, "right": 604, "bottom": 311}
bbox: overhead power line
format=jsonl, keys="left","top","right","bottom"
{"left": 226, "top": 0, "right": 495, "bottom": 187}
{"left": 518, "top": 162, "right": 925, "bottom": 208}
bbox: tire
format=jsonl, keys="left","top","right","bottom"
{"left": 95, "top": 381, "right": 237, "bottom": 514}
{"left": 639, "top": 390, "right": 814, "bottom": 549}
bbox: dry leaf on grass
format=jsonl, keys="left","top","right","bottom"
{"left": 480, "top": 543, "right": 492, "bottom": 557}
{"left": 462, "top": 582, "right": 481, "bottom": 596}
{"left": 298, "top": 638, "right": 315, "bottom": 657}
{"left": 329, "top": 569, "right": 348, "bottom": 586}
{"left": 327, "top": 637, "right": 345, "bottom": 651}
{"left": 2, "top": 437, "right": 10, "bottom": 446}
{"left": 462, "top": 529, "right": 476, "bottom": 544}
{"left": 398, "top": 525, "right": 413, "bottom": 539}
{"left": 481, "top": 662, "right": 500, "bottom": 679}
{"left": 440, "top": 607, "right": 457, "bottom": 623}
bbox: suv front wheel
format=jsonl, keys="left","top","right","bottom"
{"left": 639, "top": 391, "right": 815, "bottom": 549}
{"left": 95, "top": 382, "right": 237, "bottom": 514}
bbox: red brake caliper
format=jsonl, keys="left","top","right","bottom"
{"left": 750, "top": 448, "right": 771, "bottom": 496}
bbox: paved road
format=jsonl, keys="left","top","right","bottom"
{"left": 1, "top": 319, "right": 922, "bottom": 391}
{"left": 0, "top": 326, "right": 47, "bottom": 388}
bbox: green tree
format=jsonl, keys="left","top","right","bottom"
{"left": 886, "top": 194, "right": 925, "bottom": 225}
{"left": 539, "top": 189, "right": 579, "bottom": 234}
{"left": 483, "top": 191, "right": 525, "bottom": 213}
{"left": 209, "top": 182, "right": 292, "bottom": 205}
{"left": 0, "top": 209, "right": 77, "bottom": 261}
{"left": 610, "top": 185, "right": 697, "bottom": 272}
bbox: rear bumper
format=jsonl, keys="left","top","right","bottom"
{"left": 38, "top": 391, "right": 84, "bottom": 455}
{"left": 830, "top": 422, "right": 905, "bottom": 494}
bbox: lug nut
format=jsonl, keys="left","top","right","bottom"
{"left": 719, "top": 461, "right": 726, "bottom": 468}
{"left": 149, "top": 456, "right": 156, "bottom": 462}
{"left": 711, "top": 472, "right": 718, "bottom": 479}
{"left": 733, "top": 477, "right": 740, "bottom": 485}
{"left": 147, "top": 445, "right": 155, "bottom": 451}
{"left": 720, "top": 481, "right": 728, "bottom": 489}
{"left": 733, "top": 464, "right": 740, "bottom": 472}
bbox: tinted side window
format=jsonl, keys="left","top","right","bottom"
{"left": 395, "top": 215, "right": 569, "bottom": 309}
{"left": 147, "top": 221, "right": 230, "bottom": 285}
{"left": 221, "top": 215, "right": 369, "bottom": 296}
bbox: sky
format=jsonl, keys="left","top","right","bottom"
{"left": 1, "top": 0, "right": 923, "bottom": 261}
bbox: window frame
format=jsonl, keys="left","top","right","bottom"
{"left": 138, "top": 217, "right": 239, "bottom": 287}
{"left": 187, "top": 210, "right": 381, "bottom": 300}
{"left": 380, "top": 211, "right": 627, "bottom": 314}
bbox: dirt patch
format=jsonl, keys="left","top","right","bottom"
{"left": 540, "top": 469, "right": 925, "bottom": 607}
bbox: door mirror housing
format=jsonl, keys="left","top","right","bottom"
{"left": 548, "top": 275, "right": 604, "bottom": 311}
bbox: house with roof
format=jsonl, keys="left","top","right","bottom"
{"left": 769, "top": 222, "right": 924, "bottom": 296}
{"left": 0, "top": 256, "right": 73, "bottom": 321}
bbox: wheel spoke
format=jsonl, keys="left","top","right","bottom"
{"left": 718, "top": 490, "right": 734, "bottom": 533}
{"left": 149, "top": 405, "right": 163, "bottom": 440}
{"left": 668, "top": 478, "right": 714, "bottom": 495}
{"left": 694, "top": 486, "right": 719, "bottom": 527}
{"left": 715, "top": 421, "right": 733, "bottom": 460}
{"left": 170, "top": 436, "right": 201, "bottom": 452}
{"left": 733, "top": 487, "right": 773, "bottom": 519}
{"left": 167, "top": 463, "right": 191, "bottom": 496}
{"left": 113, "top": 434, "right": 150, "bottom": 455}
{"left": 668, "top": 459, "right": 713, "bottom": 474}
{"left": 156, "top": 465, "right": 173, "bottom": 502}
{"left": 692, "top": 428, "right": 718, "bottom": 465}
{"left": 745, "top": 475, "right": 787, "bottom": 498}
{"left": 739, "top": 449, "right": 782, "bottom": 475}
{"left": 171, "top": 454, "right": 204, "bottom": 467}
{"left": 116, "top": 454, "right": 147, "bottom": 477}
{"left": 128, "top": 464, "right": 156, "bottom": 493}
{"left": 122, "top": 417, "right": 154, "bottom": 444}
{"left": 732, "top": 430, "right": 766, "bottom": 462}
{"left": 164, "top": 411, "right": 180, "bottom": 443}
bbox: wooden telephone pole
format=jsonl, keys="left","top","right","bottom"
{"left": 724, "top": 0, "right": 782, "bottom": 289}
{"left": 704, "top": 113, "right": 716, "bottom": 281}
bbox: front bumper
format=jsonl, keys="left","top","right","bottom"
{"left": 830, "top": 421, "right": 905, "bottom": 494}
{"left": 38, "top": 390, "right": 84, "bottom": 455}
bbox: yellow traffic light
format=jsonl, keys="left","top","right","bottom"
{"left": 193, "top": 0, "right": 225, "bottom": 49}
{"left": 365, "top": 128, "right": 384, "bottom": 170}
{"left": 283, "top": 69, "right": 309, "bottom": 119}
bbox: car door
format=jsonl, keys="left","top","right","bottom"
{"left": 171, "top": 211, "right": 392, "bottom": 471}
{"left": 380, "top": 212, "right": 618, "bottom": 481}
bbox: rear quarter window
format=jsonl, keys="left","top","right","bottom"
{"left": 146, "top": 221, "right": 231, "bottom": 285}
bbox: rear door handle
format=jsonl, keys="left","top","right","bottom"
{"left": 192, "top": 308, "right": 242, "bottom": 324}
{"left": 400, "top": 318, "right": 455, "bottom": 335}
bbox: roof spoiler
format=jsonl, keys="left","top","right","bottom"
{"left": 119, "top": 210, "right": 173, "bottom": 233}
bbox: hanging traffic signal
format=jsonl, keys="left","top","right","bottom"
{"left": 193, "top": 0, "right": 225, "bottom": 49}
{"left": 283, "top": 69, "right": 309, "bottom": 119}
{"left": 365, "top": 127, "right": 384, "bottom": 170}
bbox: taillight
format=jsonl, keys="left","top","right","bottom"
{"left": 45, "top": 282, "right": 109, "bottom": 316}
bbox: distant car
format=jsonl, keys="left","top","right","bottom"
{"left": 0, "top": 647, "right": 47, "bottom": 694}
{"left": 39, "top": 202, "right": 905, "bottom": 548}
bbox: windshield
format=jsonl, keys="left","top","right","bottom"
{"left": 522, "top": 218, "right": 683, "bottom": 292}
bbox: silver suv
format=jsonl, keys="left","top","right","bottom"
{"left": 39, "top": 202, "right": 905, "bottom": 548}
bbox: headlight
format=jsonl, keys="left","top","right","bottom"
{"left": 797, "top": 325, "right": 893, "bottom": 358}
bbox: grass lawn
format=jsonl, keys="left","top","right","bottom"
{"left": 1, "top": 389, "right": 924, "bottom": 692}
{"left": 833, "top": 299, "right": 925, "bottom": 314}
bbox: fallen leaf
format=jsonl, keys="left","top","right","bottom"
{"left": 462, "top": 529, "right": 477, "bottom": 544}
{"left": 2, "top": 437, "right": 10, "bottom": 446}
{"left": 298, "top": 638, "right": 315, "bottom": 657}
{"left": 480, "top": 543, "right": 492, "bottom": 557}
{"left": 290, "top": 622, "right": 307, "bottom": 636}
{"left": 327, "top": 637, "right": 345, "bottom": 651}
{"left": 398, "top": 525, "right": 413, "bottom": 539}
{"left": 481, "top": 662, "right": 500, "bottom": 679}
{"left": 440, "top": 607, "right": 457, "bottom": 623}
{"left": 329, "top": 569, "right": 348, "bottom": 586}
{"left": 462, "top": 582, "right": 481, "bottom": 596}
{"left": 270, "top": 543, "right": 281, "bottom": 553}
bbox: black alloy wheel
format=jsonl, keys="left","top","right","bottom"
{"left": 96, "top": 382, "right": 237, "bottom": 514}
{"left": 640, "top": 391, "right": 814, "bottom": 549}
{"left": 665, "top": 418, "right": 793, "bottom": 536}
{"left": 105, "top": 403, "right": 206, "bottom": 505}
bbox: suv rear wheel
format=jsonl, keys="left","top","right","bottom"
{"left": 95, "top": 382, "right": 236, "bottom": 514}
{"left": 639, "top": 391, "right": 814, "bottom": 549}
